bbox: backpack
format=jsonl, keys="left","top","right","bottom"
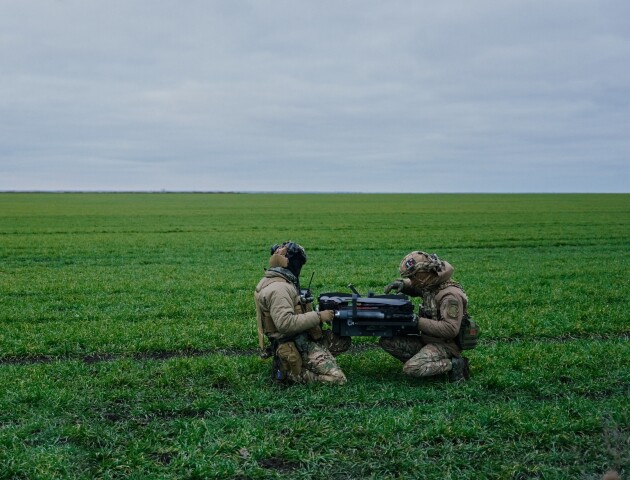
{"left": 457, "top": 314, "right": 479, "bottom": 350}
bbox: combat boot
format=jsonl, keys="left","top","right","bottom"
{"left": 449, "top": 357, "right": 470, "bottom": 383}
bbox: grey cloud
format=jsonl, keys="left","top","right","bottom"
{"left": 1, "top": 0, "right": 629, "bottom": 192}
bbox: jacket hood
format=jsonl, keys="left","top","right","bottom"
{"left": 424, "top": 261, "right": 454, "bottom": 288}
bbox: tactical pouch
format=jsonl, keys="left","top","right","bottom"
{"left": 275, "top": 342, "right": 303, "bottom": 377}
{"left": 457, "top": 315, "right": 479, "bottom": 350}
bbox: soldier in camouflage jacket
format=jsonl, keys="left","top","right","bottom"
{"left": 382, "top": 251, "right": 470, "bottom": 382}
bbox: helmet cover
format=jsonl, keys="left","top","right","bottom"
{"left": 399, "top": 251, "right": 443, "bottom": 278}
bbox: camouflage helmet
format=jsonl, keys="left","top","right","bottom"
{"left": 399, "top": 251, "right": 444, "bottom": 278}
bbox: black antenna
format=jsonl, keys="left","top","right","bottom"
{"left": 306, "top": 271, "right": 315, "bottom": 292}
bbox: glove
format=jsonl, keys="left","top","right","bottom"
{"left": 384, "top": 279, "right": 404, "bottom": 294}
{"left": 318, "top": 309, "right": 335, "bottom": 323}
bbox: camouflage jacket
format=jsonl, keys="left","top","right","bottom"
{"left": 401, "top": 261, "right": 468, "bottom": 357}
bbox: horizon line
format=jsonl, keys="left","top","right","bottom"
{"left": 0, "top": 190, "right": 628, "bottom": 195}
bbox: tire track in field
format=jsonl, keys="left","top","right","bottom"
{"left": 0, "top": 332, "right": 628, "bottom": 366}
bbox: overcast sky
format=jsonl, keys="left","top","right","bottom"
{"left": 1, "top": 1, "right": 629, "bottom": 192}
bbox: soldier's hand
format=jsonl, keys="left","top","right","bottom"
{"left": 318, "top": 309, "right": 335, "bottom": 323}
{"left": 384, "top": 279, "right": 404, "bottom": 294}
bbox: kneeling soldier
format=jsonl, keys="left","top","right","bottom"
{"left": 381, "top": 251, "right": 471, "bottom": 383}
{"left": 255, "top": 241, "right": 348, "bottom": 385}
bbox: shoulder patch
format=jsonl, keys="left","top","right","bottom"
{"left": 446, "top": 299, "right": 460, "bottom": 318}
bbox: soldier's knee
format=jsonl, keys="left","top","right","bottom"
{"left": 323, "top": 331, "right": 352, "bottom": 357}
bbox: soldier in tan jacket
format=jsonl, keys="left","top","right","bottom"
{"left": 254, "top": 241, "right": 348, "bottom": 385}
{"left": 381, "top": 251, "right": 470, "bottom": 382}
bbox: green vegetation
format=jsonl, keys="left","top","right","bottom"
{"left": 0, "top": 193, "right": 628, "bottom": 479}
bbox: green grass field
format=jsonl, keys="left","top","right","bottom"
{"left": 0, "top": 193, "right": 628, "bottom": 479}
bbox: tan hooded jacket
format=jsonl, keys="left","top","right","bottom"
{"left": 401, "top": 261, "right": 467, "bottom": 357}
{"left": 254, "top": 270, "right": 320, "bottom": 344}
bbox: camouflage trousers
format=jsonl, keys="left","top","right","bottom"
{"left": 273, "top": 332, "right": 347, "bottom": 385}
{"left": 286, "top": 339, "right": 347, "bottom": 385}
{"left": 379, "top": 336, "right": 453, "bottom": 378}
